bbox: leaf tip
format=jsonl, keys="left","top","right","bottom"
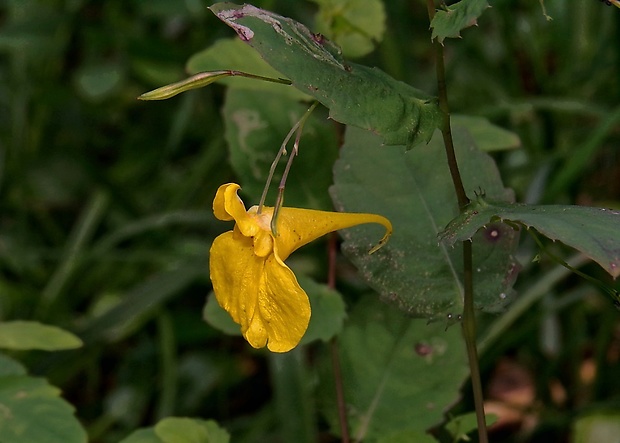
{"left": 210, "top": 4, "right": 256, "bottom": 42}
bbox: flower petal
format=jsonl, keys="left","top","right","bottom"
{"left": 213, "top": 183, "right": 240, "bottom": 221}
{"left": 210, "top": 231, "right": 259, "bottom": 334}
{"left": 209, "top": 231, "right": 311, "bottom": 352}
{"left": 258, "top": 251, "right": 311, "bottom": 352}
{"left": 213, "top": 183, "right": 265, "bottom": 238}
{"left": 259, "top": 207, "right": 393, "bottom": 259}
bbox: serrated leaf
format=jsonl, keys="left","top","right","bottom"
{"left": 186, "top": 38, "right": 309, "bottom": 101}
{"left": 440, "top": 198, "right": 620, "bottom": 278}
{"left": 452, "top": 115, "right": 520, "bottom": 152}
{"left": 318, "top": 297, "right": 468, "bottom": 441}
{"left": 222, "top": 88, "right": 339, "bottom": 210}
{"left": 0, "top": 321, "right": 82, "bottom": 351}
{"left": 311, "top": 0, "right": 386, "bottom": 58}
{"left": 331, "top": 126, "right": 519, "bottom": 320}
{"left": 0, "top": 375, "right": 87, "bottom": 443}
{"left": 204, "top": 277, "right": 346, "bottom": 345}
{"left": 210, "top": 2, "right": 441, "bottom": 149}
{"left": 430, "top": 0, "right": 490, "bottom": 43}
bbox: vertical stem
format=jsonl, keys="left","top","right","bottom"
{"left": 462, "top": 242, "right": 488, "bottom": 443}
{"left": 328, "top": 233, "right": 350, "bottom": 443}
{"left": 426, "top": 4, "right": 469, "bottom": 210}
{"left": 331, "top": 340, "right": 350, "bottom": 443}
{"left": 426, "top": 1, "right": 487, "bottom": 442}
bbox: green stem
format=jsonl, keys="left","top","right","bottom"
{"left": 270, "top": 101, "right": 318, "bottom": 235}
{"left": 258, "top": 101, "right": 318, "bottom": 217}
{"left": 331, "top": 339, "right": 350, "bottom": 443}
{"left": 426, "top": 1, "right": 486, "bottom": 442}
{"left": 427, "top": 35, "right": 468, "bottom": 207}
{"left": 462, "top": 242, "right": 488, "bottom": 442}
{"left": 258, "top": 122, "right": 299, "bottom": 214}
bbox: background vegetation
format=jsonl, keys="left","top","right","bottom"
{"left": 1, "top": 0, "right": 619, "bottom": 442}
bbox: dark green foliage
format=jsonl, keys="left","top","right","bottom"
{"left": 331, "top": 126, "right": 519, "bottom": 320}
{"left": 210, "top": 2, "right": 442, "bottom": 149}
{"left": 1, "top": 1, "right": 619, "bottom": 442}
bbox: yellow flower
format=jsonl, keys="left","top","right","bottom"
{"left": 209, "top": 183, "right": 392, "bottom": 352}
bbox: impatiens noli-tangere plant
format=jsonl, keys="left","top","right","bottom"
{"left": 135, "top": 1, "right": 620, "bottom": 442}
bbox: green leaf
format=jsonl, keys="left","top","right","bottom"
{"left": 445, "top": 412, "right": 498, "bottom": 441}
{"left": 377, "top": 430, "right": 438, "bottom": 443}
{"left": 572, "top": 413, "right": 620, "bottom": 443}
{"left": 439, "top": 197, "right": 620, "bottom": 278}
{"left": 318, "top": 297, "right": 468, "bottom": 441}
{"left": 210, "top": 3, "right": 441, "bottom": 149}
{"left": 0, "top": 321, "right": 82, "bottom": 351}
{"left": 119, "top": 418, "right": 230, "bottom": 443}
{"left": 203, "top": 276, "right": 347, "bottom": 345}
{"left": 186, "top": 37, "right": 309, "bottom": 101}
{"left": 297, "top": 276, "right": 346, "bottom": 345}
{"left": 451, "top": 115, "right": 520, "bottom": 152}
{"left": 430, "top": 0, "right": 490, "bottom": 43}
{"left": 268, "top": 350, "right": 317, "bottom": 443}
{"left": 310, "top": 0, "right": 386, "bottom": 58}
{"left": 155, "top": 417, "right": 230, "bottom": 443}
{"left": 222, "top": 88, "right": 339, "bottom": 210}
{"left": 0, "top": 353, "right": 26, "bottom": 377}
{"left": 119, "top": 428, "right": 161, "bottom": 443}
{"left": 0, "top": 375, "right": 87, "bottom": 443}
{"left": 331, "top": 126, "right": 519, "bottom": 320}
{"left": 74, "top": 61, "right": 124, "bottom": 102}
{"left": 203, "top": 293, "right": 240, "bottom": 336}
